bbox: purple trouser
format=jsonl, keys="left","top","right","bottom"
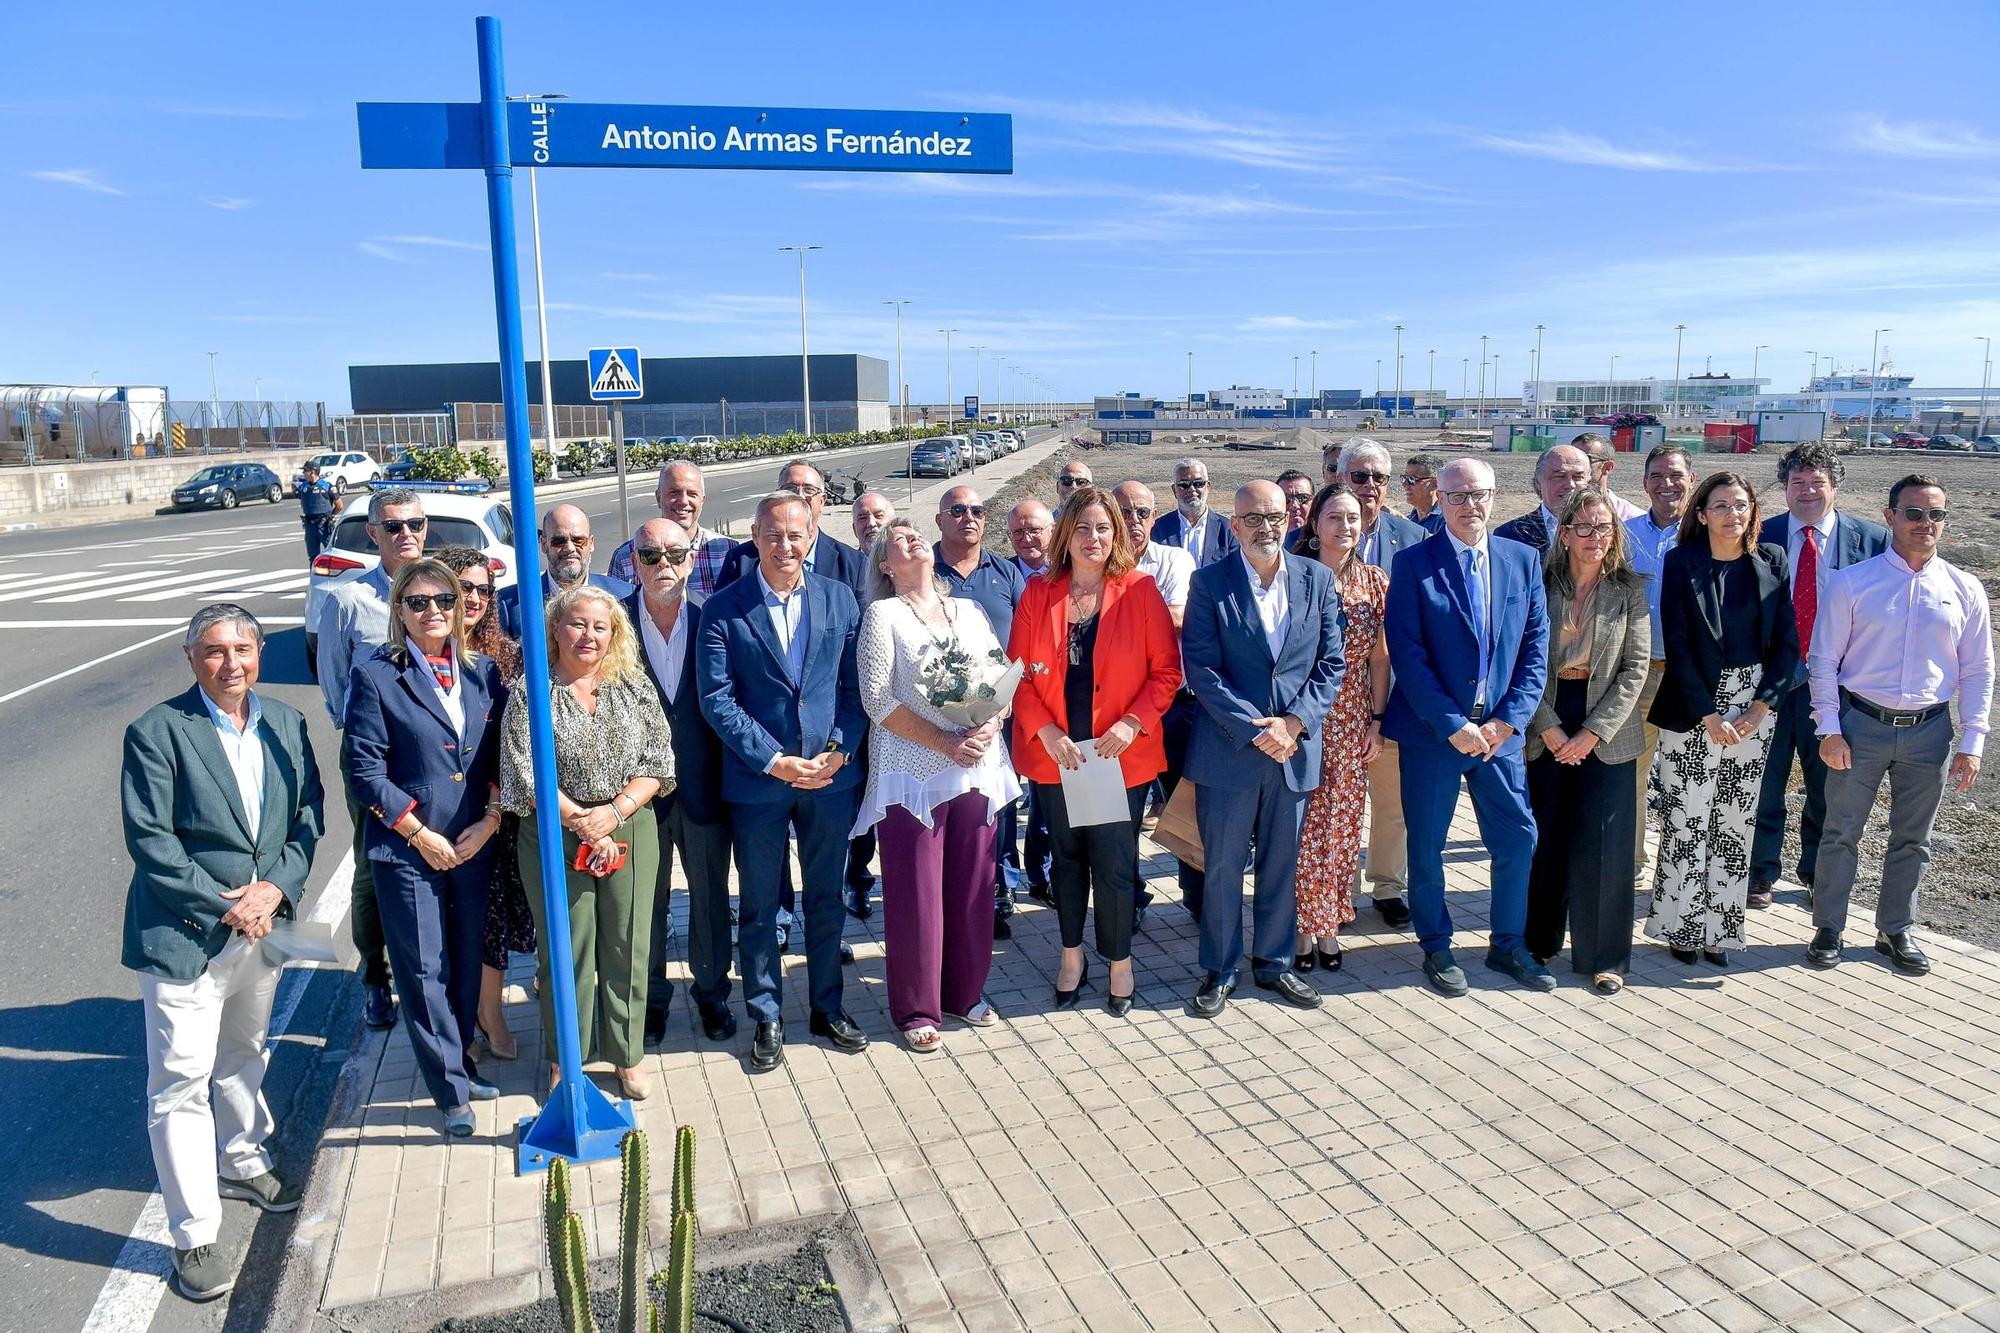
{"left": 877, "top": 792, "right": 999, "bottom": 1030}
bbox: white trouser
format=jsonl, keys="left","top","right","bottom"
{"left": 137, "top": 935, "right": 280, "bottom": 1249}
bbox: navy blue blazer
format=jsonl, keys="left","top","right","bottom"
{"left": 343, "top": 646, "right": 506, "bottom": 865}
{"left": 714, "top": 531, "right": 867, "bottom": 602}
{"left": 696, "top": 568, "right": 866, "bottom": 805}
{"left": 497, "top": 571, "right": 636, "bottom": 638}
{"left": 1182, "top": 555, "right": 1346, "bottom": 794}
{"left": 1758, "top": 511, "right": 1888, "bottom": 578}
{"left": 1491, "top": 507, "right": 1553, "bottom": 553}
{"left": 1150, "top": 507, "right": 1239, "bottom": 569}
{"left": 1382, "top": 532, "right": 1550, "bottom": 754}
{"left": 624, "top": 588, "right": 726, "bottom": 827}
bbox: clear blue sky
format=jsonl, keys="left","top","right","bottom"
{"left": 6, "top": 1, "right": 1999, "bottom": 411}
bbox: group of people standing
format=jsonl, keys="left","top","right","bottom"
{"left": 119, "top": 435, "right": 1990, "bottom": 1301}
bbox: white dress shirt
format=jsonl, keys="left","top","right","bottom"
{"left": 1810, "top": 549, "right": 1995, "bottom": 755}
{"left": 1136, "top": 541, "right": 1194, "bottom": 609}
{"left": 1446, "top": 529, "right": 1493, "bottom": 707}
{"left": 1786, "top": 509, "right": 1838, "bottom": 605}
{"left": 199, "top": 687, "right": 266, "bottom": 834}
{"left": 1182, "top": 508, "right": 1208, "bottom": 565}
{"left": 638, "top": 592, "right": 690, "bottom": 704}
{"left": 1242, "top": 550, "right": 1291, "bottom": 659}
{"left": 422, "top": 644, "right": 465, "bottom": 738}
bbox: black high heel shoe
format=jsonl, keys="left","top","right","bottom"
{"left": 1318, "top": 939, "right": 1343, "bottom": 971}
{"left": 1670, "top": 947, "right": 1698, "bottom": 964}
{"left": 1054, "top": 959, "right": 1089, "bottom": 1009}
{"left": 1106, "top": 987, "right": 1134, "bottom": 1017}
{"left": 1703, "top": 949, "right": 1729, "bottom": 968}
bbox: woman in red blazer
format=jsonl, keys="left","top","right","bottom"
{"left": 1008, "top": 484, "right": 1181, "bottom": 1015}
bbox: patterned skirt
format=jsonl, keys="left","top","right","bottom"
{"left": 1645, "top": 665, "right": 1776, "bottom": 950}
{"left": 482, "top": 814, "right": 538, "bottom": 970}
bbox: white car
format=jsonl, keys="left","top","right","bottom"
{"left": 685, "top": 435, "right": 721, "bottom": 448}
{"left": 303, "top": 481, "right": 519, "bottom": 678}
{"left": 293, "top": 450, "right": 381, "bottom": 493}
{"left": 1000, "top": 429, "right": 1026, "bottom": 451}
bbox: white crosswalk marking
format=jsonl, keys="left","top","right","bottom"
{"left": 38, "top": 569, "right": 250, "bottom": 604}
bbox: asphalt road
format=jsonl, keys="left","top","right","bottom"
{"left": 0, "top": 430, "right": 1051, "bottom": 1333}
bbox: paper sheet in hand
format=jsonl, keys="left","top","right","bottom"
{"left": 260, "top": 921, "right": 340, "bottom": 967}
{"left": 1057, "top": 743, "right": 1129, "bottom": 828}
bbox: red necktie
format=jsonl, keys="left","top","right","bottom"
{"left": 1793, "top": 527, "right": 1820, "bottom": 658}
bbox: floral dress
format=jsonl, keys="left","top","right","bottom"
{"left": 1295, "top": 562, "right": 1388, "bottom": 937}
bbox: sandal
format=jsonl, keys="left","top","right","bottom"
{"left": 902, "top": 1025, "right": 943, "bottom": 1054}
{"left": 1319, "top": 940, "right": 1343, "bottom": 971}
{"left": 1593, "top": 972, "right": 1624, "bottom": 995}
{"left": 946, "top": 1000, "right": 999, "bottom": 1028}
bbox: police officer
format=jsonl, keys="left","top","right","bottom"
{"left": 297, "top": 463, "right": 338, "bottom": 563}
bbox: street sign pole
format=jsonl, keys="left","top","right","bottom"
{"left": 475, "top": 16, "right": 635, "bottom": 1170}
{"left": 612, "top": 402, "right": 629, "bottom": 539}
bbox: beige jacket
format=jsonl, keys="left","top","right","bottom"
{"left": 1525, "top": 576, "right": 1652, "bottom": 765}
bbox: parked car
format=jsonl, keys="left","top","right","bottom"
{"left": 378, "top": 448, "right": 419, "bottom": 481}
{"left": 292, "top": 451, "right": 380, "bottom": 492}
{"left": 303, "top": 481, "right": 518, "bottom": 679}
{"left": 1927, "top": 434, "right": 1972, "bottom": 452}
{"left": 969, "top": 435, "right": 996, "bottom": 465}
{"left": 909, "top": 439, "right": 960, "bottom": 478}
{"left": 685, "top": 435, "right": 720, "bottom": 448}
{"left": 935, "top": 435, "right": 974, "bottom": 468}
{"left": 1972, "top": 435, "right": 2000, "bottom": 453}
{"left": 1891, "top": 432, "right": 1930, "bottom": 449}
{"left": 171, "top": 463, "right": 285, "bottom": 511}
{"left": 654, "top": 435, "right": 688, "bottom": 447}
{"left": 1864, "top": 432, "right": 1896, "bottom": 447}
{"left": 998, "top": 429, "right": 1026, "bottom": 452}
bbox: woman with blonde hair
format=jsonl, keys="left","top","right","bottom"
{"left": 498, "top": 585, "right": 674, "bottom": 1099}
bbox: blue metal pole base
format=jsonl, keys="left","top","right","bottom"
{"left": 516, "top": 1078, "right": 634, "bottom": 1173}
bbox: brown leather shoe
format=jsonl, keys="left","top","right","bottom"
{"left": 1746, "top": 881, "right": 1774, "bottom": 909}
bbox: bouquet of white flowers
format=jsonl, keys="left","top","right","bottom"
{"left": 915, "top": 640, "right": 1022, "bottom": 728}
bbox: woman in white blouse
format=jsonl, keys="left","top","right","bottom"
{"left": 855, "top": 519, "right": 1021, "bottom": 1052}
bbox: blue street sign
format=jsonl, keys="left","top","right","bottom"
{"left": 964, "top": 395, "right": 979, "bottom": 420}
{"left": 586, "top": 347, "right": 644, "bottom": 400}
{"left": 359, "top": 100, "right": 1013, "bottom": 174}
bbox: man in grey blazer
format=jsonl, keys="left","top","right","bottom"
{"left": 122, "top": 605, "right": 325, "bottom": 1302}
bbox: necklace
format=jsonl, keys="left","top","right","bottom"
{"left": 898, "top": 591, "right": 957, "bottom": 649}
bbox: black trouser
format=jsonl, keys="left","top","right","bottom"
{"left": 1137, "top": 694, "right": 1204, "bottom": 916}
{"left": 340, "top": 756, "right": 391, "bottom": 989}
{"left": 1751, "top": 683, "right": 1828, "bottom": 888}
{"left": 647, "top": 798, "right": 735, "bottom": 1018}
{"left": 1039, "top": 780, "right": 1148, "bottom": 961}
{"left": 1525, "top": 679, "right": 1638, "bottom": 974}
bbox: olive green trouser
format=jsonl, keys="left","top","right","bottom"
{"left": 518, "top": 812, "right": 659, "bottom": 1069}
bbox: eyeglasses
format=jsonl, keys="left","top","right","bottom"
{"left": 377, "top": 517, "right": 427, "bottom": 536}
{"left": 1705, "top": 501, "right": 1752, "bottom": 516}
{"left": 456, "top": 579, "right": 492, "bottom": 597}
{"left": 1564, "top": 523, "right": 1617, "bottom": 539}
{"left": 783, "top": 483, "right": 825, "bottom": 500}
{"left": 1442, "top": 489, "right": 1494, "bottom": 506}
{"left": 547, "top": 534, "right": 589, "bottom": 548}
{"left": 1897, "top": 506, "right": 1950, "bottom": 523}
{"left": 1237, "top": 512, "right": 1286, "bottom": 531}
{"left": 1349, "top": 471, "right": 1389, "bottom": 486}
{"left": 1057, "top": 474, "right": 1088, "bottom": 487}
{"left": 1173, "top": 478, "right": 1208, "bottom": 490}
{"left": 943, "top": 503, "right": 986, "bottom": 519}
{"left": 399, "top": 593, "right": 459, "bottom": 613}
{"left": 636, "top": 546, "right": 690, "bottom": 566}
{"left": 1400, "top": 474, "right": 1430, "bottom": 487}
{"left": 1119, "top": 505, "right": 1155, "bottom": 520}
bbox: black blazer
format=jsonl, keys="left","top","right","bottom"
{"left": 1492, "top": 508, "right": 1552, "bottom": 553}
{"left": 1648, "top": 542, "right": 1800, "bottom": 734}
{"left": 623, "top": 588, "right": 726, "bottom": 827}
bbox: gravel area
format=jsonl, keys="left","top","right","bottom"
{"left": 984, "top": 430, "right": 2000, "bottom": 949}
{"left": 428, "top": 1224, "right": 848, "bottom": 1333}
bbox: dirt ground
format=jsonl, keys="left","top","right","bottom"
{"left": 985, "top": 430, "right": 2000, "bottom": 950}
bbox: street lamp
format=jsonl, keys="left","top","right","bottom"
{"left": 1392, "top": 323, "right": 1404, "bottom": 419}
{"left": 938, "top": 328, "right": 958, "bottom": 416}
{"left": 1427, "top": 348, "right": 1436, "bottom": 395}
{"left": 1978, "top": 336, "right": 1993, "bottom": 438}
{"left": 1533, "top": 323, "right": 1545, "bottom": 420}
{"left": 1671, "top": 324, "right": 1687, "bottom": 418}
{"left": 1292, "top": 354, "right": 1300, "bottom": 400}
{"left": 1374, "top": 359, "right": 1382, "bottom": 397}
{"left": 1186, "top": 351, "right": 1193, "bottom": 407}
{"left": 1865, "top": 327, "right": 1891, "bottom": 445}
{"left": 1804, "top": 350, "right": 1819, "bottom": 390}
{"left": 778, "top": 245, "right": 821, "bottom": 437}
{"left": 1309, "top": 350, "right": 1318, "bottom": 402}
{"left": 883, "top": 299, "right": 911, "bottom": 427}
{"left": 206, "top": 350, "right": 220, "bottom": 428}
{"left": 1478, "top": 334, "right": 1489, "bottom": 426}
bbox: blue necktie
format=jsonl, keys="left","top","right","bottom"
{"left": 1463, "top": 547, "right": 1490, "bottom": 697}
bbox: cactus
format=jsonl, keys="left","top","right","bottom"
{"left": 660, "top": 1210, "right": 697, "bottom": 1333}
{"left": 617, "top": 1130, "right": 651, "bottom": 1333}
{"left": 670, "top": 1124, "right": 696, "bottom": 1230}
{"left": 554, "top": 1211, "right": 597, "bottom": 1333}
{"left": 544, "top": 1156, "right": 573, "bottom": 1290}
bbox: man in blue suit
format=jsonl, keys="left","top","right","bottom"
{"left": 1182, "top": 480, "right": 1346, "bottom": 1017}
{"left": 496, "top": 504, "right": 634, "bottom": 637}
{"left": 1750, "top": 443, "right": 1890, "bottom": 906}
{"left": 1491, "top": 444, "right": 1591, "bottom": 554}
{"left": 624, "top": 518, "right": 737, "bottom": 1048}
{"left": 714, "top": 459, "right": 868, "bottom": 600}
{"left": 1382, "top": 457, "right": 1553, "bottom": 997}
{"left": 1150, "top": 458, "right": 1239, "bottom": 569}
{"left": 698, "top": 491, "right": 869, "bottom": 1072}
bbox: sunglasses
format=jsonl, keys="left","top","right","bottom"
{"left": 1057, "top": 474, "right": 1087, "bottom": 487}
{"left": 1897, "top": 506, "right": 1950, "bottom": 523}
{"left": 547, "top": 534, "right": 589, "bottom": 548}
{"left": 1173, "top": 478, "right": 1208, "bottom": 490}
{"left": 1119, "top": 505, "right": 1155, "bottom": 520}
{"left": 377, "top": 517, "right": 427, "bottom": 536}
{"left": 1401, "top": 474, "right": 1431, "bottom": 487}
{"left": 1237, "top": 512, "right": 1286, "bottom": 531}
{"left": 400, "top": 593, "right": 459, "bottom": 613}
{"left": 1349, "top": 471, "right": 1389, "bottom": 486}
{"left": 636, "top": 545, "right": 690, "bottom": 566}
{"left": 783, "top": 484, "right": 825, "bottom": 500}
{"left": 457, "top": 579, "right": 491, "bottom": 597}
{"left": 944, "top": 503, "right": 986, "bottom": 519}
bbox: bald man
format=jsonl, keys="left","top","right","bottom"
{"left": 497, "top": 503, "right": 634, "bottom": 636}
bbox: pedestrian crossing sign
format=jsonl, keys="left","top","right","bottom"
{"left": 586, "top": 347, "right": 643, "bottom": 400}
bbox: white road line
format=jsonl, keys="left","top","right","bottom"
{"left": 0, "top": 571, "right": 165, "bottom": 604}
{"left": 41, "top": 570, "right": 251, "bottom": 605}
{"left": 0, "top": 617, "right": 306, "bottom": 628}
{"left": 0, "top": 628, "right": 185, "bottom": 706}
{"left": 78, "top": 856, "right": 356, "bottom": 1333}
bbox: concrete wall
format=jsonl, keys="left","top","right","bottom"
{"left": 0, "top": 447, "right": 314, "bottom": 520}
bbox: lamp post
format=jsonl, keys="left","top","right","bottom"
{"left": 1671, "top": 323, "right": 1687, "bottom": 420}
{"left": 1978, "top": 336, "right": 1993, "bottom": 438}
{"left": 1478, "top": 333, "right": 1489, "bottom": 426}
{"left": 1493, "top": 353, "right": 1502, "bottom": 420}
{"left": 1310, "top": 349, "right": 1318, "bottom": 402}
{"left": 1374, "top": 359, "right": 1381, "bottom": 397}
{"left": 779, "top": 245, "right": 820, "bottom": 437}
{"left": 1533, "top": 323, "right": 1545, "bottom": 420}
{"left": 1461, "top": 357, "right": 1469, "bottom": 412}
{"left": 1292, "top": 354, "right": 1300, "bottom": 399}
{"left": 1186, "top": 350, "right": 1193, "bottom": 408}
{"left": 1865, "top": 327, "right": 1890, "bottom": 445}
{"left": 1804, "top": 350, "right": 1819, "bottom": 391}
{"left": 882, "top": 299, "right": 910, "bottom": 427}
{"left": 1392, "top": 322, "right": 1403, "bottom": 419}
{"left": 206, "top": 350, "right": 220, "bottom": 437}
{"left": 1609, "top": 354, "right": 1619, "bottom": 413}
{"left": 1427, "top": 348, "right": 1436, "bottom": 396}
{"left": 938, "top": 328, "right": 958, "bottom": 417}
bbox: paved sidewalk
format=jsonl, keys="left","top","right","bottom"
{"left": 293, "top": 793, "right": 2000, "bottom": 1332}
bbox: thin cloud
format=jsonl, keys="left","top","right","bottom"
{"left": 1236, "top": 315, "right": 1363, "bottom": 334}
{"left": 371, "top": 233, "right": 485, "bottom": 251}
{"left": 211, "top": 313, "right": 327, "bottom": 325}
{"left": 971, "top": 94, "right": 1352, "bottom": 175}
{"left": 356, "top": 241, "right": 407, "bottom": 261}
{"left": 27, "top": 167, "right": 123, "bottom": 196}
{"left": 202, "top": 196, "right": 256, "bottom": 211}
{"left": 1849, "top": 117, "right": 2000, "bottom": 159}
{"left": 1463, "top": 129, "right": 1706, "bottom": 171}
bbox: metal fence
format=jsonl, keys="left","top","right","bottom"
{"left": 2, "top": 389, "right": 329, "bottom": 465}
{"left": 163, "top": 400, "right": 331, "bottom": 455}
{"left": 332, "top": 413, "right": 455, "bottom": 453}
{"left": 453, "top": 401, "right": 609, "bottom": 443}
